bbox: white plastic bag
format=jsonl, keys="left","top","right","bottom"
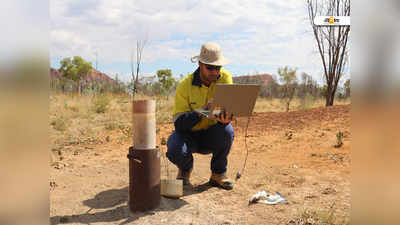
{"left": 249, "top": 191, "right": 287, "bottom": 205}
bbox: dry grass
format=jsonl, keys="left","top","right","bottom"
{"left": 254, "top": 97, "right": 350, "bottom": 113}
{"left": 49, "top": 94, "right": 350, "bottom": 146}
{"left": 156, "top": 96, "right": 174, "bottom": 123}
{"left": 50, "top": 94, "right": 173, "bottom": 147}
{"left": 50, "top": 94, "right": 131, "bottom": 145}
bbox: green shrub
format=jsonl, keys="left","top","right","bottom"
{"left": 119, "top": 124, "right": 132, "bottom": 137}
{"left": 334, "top": 130, "right": 344, "bottom": 148}
{"left": 51, "top": 117, "right": 67, "bottom": 132}
{"left": 93, "top": 95, "right": 110, "bottom": 113}
{"left": 68, "top": 105, "right": 79, "bottom": 112}
{"left": 105, "top": 121, "right": 119, "bottom": 130}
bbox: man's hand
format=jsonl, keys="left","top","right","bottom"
{"left": 196, "top": 100, "right": 214, "bottom": 118}
{"left": 214, "top": 110, "right": 234, "bottom": 124}
{"left": 203, "top": 99, "right": 213, "bottom": 110}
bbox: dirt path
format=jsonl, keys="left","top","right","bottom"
{"left": 50, "top": 105, "right": 350, "bottom": 225}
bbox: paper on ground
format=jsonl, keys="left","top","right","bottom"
{"left": 249, "top": 191, "right": 287, "bottom": 205}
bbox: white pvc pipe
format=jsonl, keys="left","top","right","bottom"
{"left": 132, "top": 100, "right": 156, "bottom": 149}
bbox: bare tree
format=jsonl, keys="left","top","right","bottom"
{"left": 131, "top": 39, "right": 147, "bottom": 95}
{"left": 278, "top": 66, "right": 298, "bottom": 112}
{"left": 307, "top": 0, "right": 350, "bottom": 106}
{"left": 344, "top": 78, "right": 350, "bottom": 98}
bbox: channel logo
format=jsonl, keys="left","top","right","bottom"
{"left": 314, "top": 16, "right": 350, "bottom": 26}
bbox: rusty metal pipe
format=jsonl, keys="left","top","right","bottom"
{"left": 128, "top": 146, "right": 160, "bottom": 212}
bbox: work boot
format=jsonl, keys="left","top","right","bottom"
{"left": 209, "top": 173, "right": 233, "bottom": 190}
{"left": 176, "top": 168, "right": 192, "bottom": 185}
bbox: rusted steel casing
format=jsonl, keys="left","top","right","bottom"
{"left": 128, "top": 146, "right": 160, "bottom": 212}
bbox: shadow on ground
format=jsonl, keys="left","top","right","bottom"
{"left": 82, "top": 187, "right": 129, "bottom": 210}
{"left": 182, "top": 181, "right": 214, "bottom": 197}
{"left": 50, "top": 186, "right": 189, "bottom": 225}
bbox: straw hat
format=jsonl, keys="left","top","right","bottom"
{"left": 191, "top": 42, "right": 230, "bottom": 66}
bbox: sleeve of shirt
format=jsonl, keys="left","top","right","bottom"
{"left": 173, "top": 81, "right": 201, "bottom": 133}
{"left": 221, "top": 69, "right": 233, "bottom": 84}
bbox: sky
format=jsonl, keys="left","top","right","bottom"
{"left": 50, "top": 0, "right": 349, "bottom": 84}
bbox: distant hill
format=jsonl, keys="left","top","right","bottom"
{"left": 50, "top": 67, "right": 116, "bottom": 84}
{"left": 233, "top": 74, "right": 273, "bottom": 85}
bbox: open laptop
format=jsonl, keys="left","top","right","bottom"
{"left": 195, "top": 84, "right": 261, "bottom": 118}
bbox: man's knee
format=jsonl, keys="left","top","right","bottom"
{"left": 219, "top": 124, "right": 234, "bottom": 148}
{"left": 166, "top": 133, "right": 193, "bottom": 171}
{"left": 166, "top": 133, "right": 179, "bottom": 162}
{"left": 166, "top": 132, "right": 189, "bottom": 163}
{"left": 212, "top": 124, "right": 234, "bottom": 149}
{"left": 224, "top": 124, "right": 234, "bottom": 142}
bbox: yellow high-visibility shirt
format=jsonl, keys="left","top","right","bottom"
{"left": 173, "top": 68, "right": 233, "bottom": 131}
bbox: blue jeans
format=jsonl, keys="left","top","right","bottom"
{"left": 166, "top": 123, "right": 234, "bottom": 174}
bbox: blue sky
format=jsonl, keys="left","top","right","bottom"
{"left": 50, "top": 0, "right": 349, "bottom": 84}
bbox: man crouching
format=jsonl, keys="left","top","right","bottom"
{"left": 166, "top": 42, "right": 234, "bottom": 190}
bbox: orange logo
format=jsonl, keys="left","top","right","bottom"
{"left": 328, "top": 16, "right": 335, "bottom": 24}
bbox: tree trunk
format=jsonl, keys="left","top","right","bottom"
{"left": 325, "top": 82, "right": 333, "bottom": 106}
{"left": 286, "top": 100, "right": 290, "bottom": 112}
{"left": 77, "top": 80, "right": 81, "bottom": 96}
{"left": 325, "top": 89, "right": 336, "bottom": 106}
{"left": 329, "top": 90, "right": 335, "bottom": 106}
{"left": 134, "top": 75, "right": 139, "bottom": 94}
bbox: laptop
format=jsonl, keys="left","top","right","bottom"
{"left": 195, "top": 84, "right": 261, "bottom": 118}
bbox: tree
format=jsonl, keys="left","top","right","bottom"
{"left": 298, "top": 72, "right": 310, "bottom": 99}
{"left": 112, "top": 73, "right": 126, "bottom": 94}
{"left": 298, "top": 72, "right": 320, "bottom": 99}
{"left": 59, "top": 56, "right": 92, "bottom": 95}
{"left": 131, "top": 40, "right": 147, "bottom": 96}
{"left": 320, "top": 84, "right": 328, "bottom": 99}
{"left": 344, "top": 78, "right": 350, "bottom": 98}
{"left": 156, "top": 69, "right": 175, "bottom": 99}
{"left": 307, "top": 0, "right": 350, "bottom": 106}
{"left": 259, "top": 75, "right": 279, "bottom": 99}
{"left": 278, "top": 66, "right": 298, "bottom": 112}
{"left": 58, "top": 76, "right": 71, "bottom": 93}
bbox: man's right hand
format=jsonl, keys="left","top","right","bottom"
{"left": 203, "top": 99, "right": 213, "bottom": 110}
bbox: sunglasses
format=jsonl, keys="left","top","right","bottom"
{"left": 204, "top": 64, "right": 222, "bottom": 71}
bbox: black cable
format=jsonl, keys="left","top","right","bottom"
{"left": 236, "top": 116, "right": 251, "bottom": 180}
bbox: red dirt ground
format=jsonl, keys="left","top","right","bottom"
{"left": 50, "top": 105, "right": 350, "bottom": 224}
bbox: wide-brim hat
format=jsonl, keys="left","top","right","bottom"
{"left": 191, "top": 42, "right": 230, "bottom": 66}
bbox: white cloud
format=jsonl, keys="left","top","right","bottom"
{"left": 50, "top": 0, "right": 331, "bottom": 82}
{"left": 1, "top": 0, "right": 48, "bottom": 63}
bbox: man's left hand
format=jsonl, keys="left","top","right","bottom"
{"left": 214, "top": 110, "right": 233, "bottom": 124}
